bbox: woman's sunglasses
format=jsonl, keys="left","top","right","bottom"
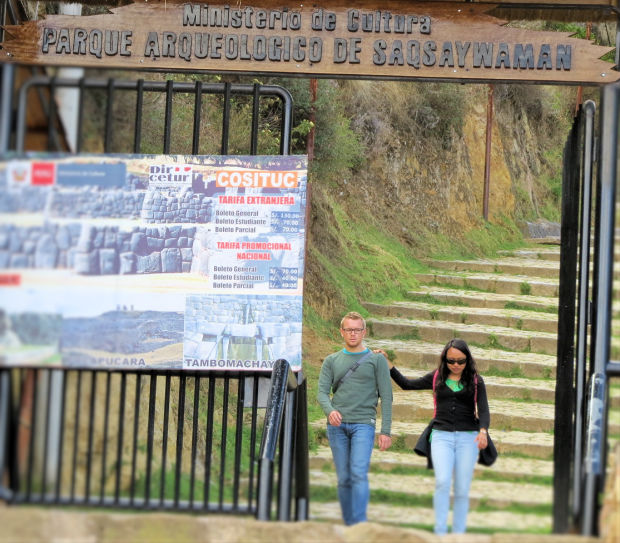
{"left": 446, "top": 358, "right": 467, "bottom": 365}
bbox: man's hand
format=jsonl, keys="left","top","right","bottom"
{"left": 328, "top": 410, "right": 342, "bottom": 427}
{"left": 377, "top": 434, "right": 392, "bottom": 451}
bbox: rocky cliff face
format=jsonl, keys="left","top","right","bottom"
{"left": 305, "top": 81, "right": 577, "bottom": 322}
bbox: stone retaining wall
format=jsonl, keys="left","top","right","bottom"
{"left": 0, "top": 223, "right": 196, "bottom": 275}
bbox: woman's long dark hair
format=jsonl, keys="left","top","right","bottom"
{"left": 436, "top": 338, "right": 478, "bottom": 391}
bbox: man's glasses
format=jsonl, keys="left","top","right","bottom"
{"left": 446, "top": 358, "right": 467, "bottom": 365}
{"left": 342, "top": 328, "right": 365, "bottom": 334}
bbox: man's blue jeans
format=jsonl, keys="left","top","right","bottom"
{"left": 327, "top": 422, "right": 375, "bottom": 526}
{"left": 430, "top": 429, "right": 478, "bottom": 535}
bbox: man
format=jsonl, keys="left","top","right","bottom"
{"left": 317, "top": 311, "right": 393, "bottom": 526}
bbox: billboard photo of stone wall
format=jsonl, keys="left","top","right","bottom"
{"left": 0, "top": 154, "right": 307, "bottom": 371}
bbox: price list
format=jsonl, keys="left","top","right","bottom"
{"left": 269, "top": 267, "right": 298, "bottom": 289}
{"left": 271, "top": 211, "right": 302, "bottom": 233}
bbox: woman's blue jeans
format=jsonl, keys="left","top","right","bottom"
{"left": 326, "top": 422, "right": 375, "bottom": 526}
{"left": 430, "top": 429, "right": 478, "bottom": 535}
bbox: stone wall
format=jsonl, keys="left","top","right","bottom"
{"left": 0, "top": 223, "right": 197, "bottom": 275}
{"left": 48, "top": 188, "right": 145, "bottom": 219}
{"left": 140, "top": 189, "right": 214, "bottom": 224}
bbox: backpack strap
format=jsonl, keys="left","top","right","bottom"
{"left": 333, "top": 350, "right": 374, "bottom": 394}
{"left": 432, "top": 370, "right": 439, "bottom": 417}
{"left": 474, "top": 374, "right": 479, "bottom": 419}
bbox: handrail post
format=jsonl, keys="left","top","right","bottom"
{"left": 572, "top": 100, "right": 596, "bottom": 524}
{"left": 256, "top": 359, "right": 295, "bottom": 521}
{"left": 582, "top": 81, "right": 619, "bottom": 536}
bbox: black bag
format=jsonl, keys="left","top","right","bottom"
{"left": 413, "top": 370, "right": 439, "bottom": 469}
{"left": 414, "top": 420, "right": 433, "bottom": 458}
{"left": 474, "top": 375, "right": 498, "bottom": 467}
{"left": 478, "top": 432, "right": 498, "bottom": 466}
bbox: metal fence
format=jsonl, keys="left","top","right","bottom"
{"left": 0, "top": 361, "right": 309, "bottom": 520}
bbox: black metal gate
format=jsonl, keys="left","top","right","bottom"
{"left": 553, "top": 81, "right": 620, "bottom": 536}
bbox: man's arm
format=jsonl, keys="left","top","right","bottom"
{"left": 317, "top": 356, "right": 336, "bottom": 418}
{"left": 375, "top": 353, "right": 393, "bottom": 439}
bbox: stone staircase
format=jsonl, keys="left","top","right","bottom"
{"left": 308, "top": 241, "right": 620, "bottom": 535}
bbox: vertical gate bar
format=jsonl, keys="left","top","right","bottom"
{"left": 192, "top": 81, "right": 203, "bottom": 155}
{"left": 250, "top": 84, "right": 260, "bottom": 155}
{"left": 0, "top": 370, "right": 10, "bottom": 497}
{"left": 100, "top": 372, "right": 111, "bottom": 504}
{"left": 218, "top": 377, "right": 230, "bottom": 508}
{"left": 134, "top": 79, "right": 144, "bottom": 154}
{"left": 145, "top": 372, "right": 157, "bottom": 508}
{"left": 70, "top": 371, "right": 82, "bottom": 502}
{"left": 76, "top": 78, "right": 86, "bottom": 153}
{"left": 189, "top": 375, "right": 200, "bottom": 508}
{"left": 104, "top": 78, "right": 115, "bottom": 153}
{"left": 55, "top": 371, "right": 68, "bottom": 502}
{"left": 553, "top": 113, "right": 581, "bottom": 533}
{"left": 232, "top": 376, "right": 245, "bottom": 509}
{"left": 203, "top": 375, "right": 215, "bottom": 509}
{"left": 572, "top": 101, "right": 596, "bottom": 522}
{"left": 130, "top": 373, "right": 141, "bottom": 505}
{"left": 25, "top": 370, "right": 39, "bottom": 500}
{"left": 84, "top": 371, "right": 97, "bottom": 503}
{"left": 582, "top": 81, "right": 619, "bottom": 537}
{"left": 220, "top": 82, "right": 231, "bottom": 154}
{"left": 47, "top": 77, "right": 58, "bottom": 151}
{"left": 114, "top": 372, "right": 127, "bottom": 504}
{"left": 41, "top": 370, "right": 53, "bottom": 502}
{"left": 160, "top": 374, "right": 171, "bottom": 506}
{"left": 247, "top": 375, "right": 260, "bottom": 508}
{"left": 14, "top": 369, "right": 26, "bottom": 495}
{"left": 174, "top": 374, "right": 186, "bottom": 508}
{"left": 277, "top": 388, "right": 296, "bottom": 520}
{"left": 163, "top": 80, "right": 174, "bottom": 154}
{"left": 278, "top": 88, "right": 293, "bottom": 155}
{"left": 0, "top": 63, "right": 15, "bottom": 153}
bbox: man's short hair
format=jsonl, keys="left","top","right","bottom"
{"left": 340, "top": 311, "right": 366, "bottom": 329}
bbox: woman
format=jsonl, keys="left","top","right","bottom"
{"left": 384, "top": 338, "right": 490, "bottom": 535}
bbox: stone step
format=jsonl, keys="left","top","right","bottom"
{"left": 388, "top": 422, "right": 555, "bottom": 459}
{"left": 382, "top": 367, "right": 555, "bottom": 402}
{"left": 310, "top": 502, "right": 552, "bottom": 534}
{"left": 407, "top": 286, "right": 559, "bottom": 313}
{"left": 309, "top": 445, "right": 554, "bottom": 480}
{"left": 311, "top": 420, "right": 556, "bottom": 458}
{"left": 365, "top": 338, "right": 557, "bottom": 379}
{"left": 367, "top": 317, "right": 558, "bottom": 355}
{"left": 424, "top": 258, "right": 560, "bottom": 279}
{"left": 309, "top": 469, "right": 552, "bottom": 509}
{"left": 363, "top": 301, "right": 558, "bottom": 334}
{"left": 387, "top": 392, "right": 556, "bottom": 432}
{"left": 498, "top": 248, "right": 560, "bottom": 261}
{"left": 415, "top": 272, "right": 559, "bottom": 297}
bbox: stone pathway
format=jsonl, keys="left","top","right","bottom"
{"left": 308, "top": 239, "right": 620, "bottom": 536}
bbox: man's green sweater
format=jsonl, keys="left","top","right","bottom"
{"left": 317, "top": 349, "right": 393, "bottom": 436}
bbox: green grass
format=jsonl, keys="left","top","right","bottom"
{"left": 504, "top": 301, "right": 557, "bottom": 314}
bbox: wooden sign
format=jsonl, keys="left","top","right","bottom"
{"left": 1, "top": 0, "right": 618, "bottom": 84}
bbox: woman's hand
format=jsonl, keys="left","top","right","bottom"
{"left": 373, "top": 349, "right": 394, "bottom": 369}
{"left": 475, "top": 429, "right": 488, "bottom": 450}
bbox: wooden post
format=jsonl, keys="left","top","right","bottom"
{"left": 307, "top": 79, "right": 317, "bottom": 162}
{"left": 483, "top": 84, "right": 493, "bottom": 221}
